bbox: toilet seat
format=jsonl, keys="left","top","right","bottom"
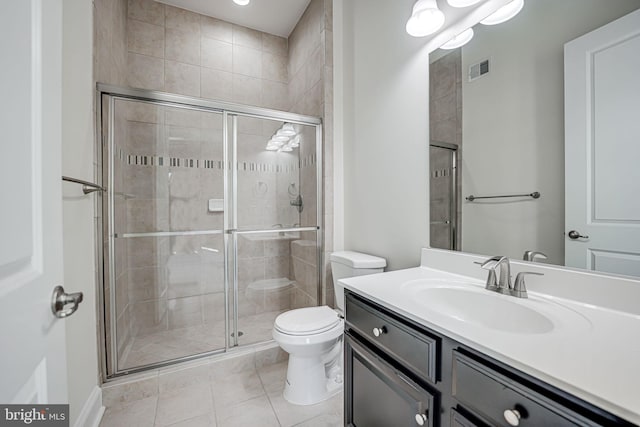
{"left": 274, "top": 306, "right": 340, "bottom": 336}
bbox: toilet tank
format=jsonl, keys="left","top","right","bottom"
{"left": 330, "top": 251, "right": 386, "bottom": 312}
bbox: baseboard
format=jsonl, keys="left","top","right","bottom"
{"left": 74, "top": 385, "right": 105, "bottom": 427}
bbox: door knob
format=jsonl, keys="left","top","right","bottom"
{"left": 567, "top": 230, "right": 589, "bottom": 240}
{"left": 51, "top": 285, "right": 84, "bottom": 318}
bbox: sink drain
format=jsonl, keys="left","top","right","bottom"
{"left": 230, "top": 331, "right": 244, "bottom": 338}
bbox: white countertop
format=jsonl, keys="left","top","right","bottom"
{"left": 341, "top": 264, "right": 640, "bottom": 425}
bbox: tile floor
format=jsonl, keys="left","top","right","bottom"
{"left": 121, "top": 310, "right": 285, "bottom": 370}
{"left": 100, "top": 362, "right": 343, "bottom": 427}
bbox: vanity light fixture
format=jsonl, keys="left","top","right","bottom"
{"left": 233, "top": 0, "right": 250, "bottom": 5}
{"left": 446, "top": 0, "right": 483, "bottom": 7}
{"left": 480, "top": 0, "right": 524, "bottom": 25}
{"left": 440, "top": 28, "right": 474, "bottom": 49}
{"left": 406, "top": 0, "right": 445, "bottom": 37}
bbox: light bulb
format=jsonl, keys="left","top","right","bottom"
{"left": 440, "top": 28, "right": 474, "bottom": 49}
{"left": 277, "top": 129, "right": 295, "bottom": 137}
{"left": 279, "top": 123, "right": 296, "bottom": 136}
{"left": 233, "top": 0, "right": 250, "bottom": 6}
{"left": 480, "top": 0, "right": 524, "bottom": 25}
{"left": 446, "top": 0, "right": 483, "bottom": 7}
{"left": 406, "top": 0, "right": 445, "bottom": 37}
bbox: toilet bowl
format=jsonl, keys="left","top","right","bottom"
{"left": 272, "top": 251, "right": 386, "bottom": 405}
{"left": 272, "top": 306, "right": 344, "bottom": 405}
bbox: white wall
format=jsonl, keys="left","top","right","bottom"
{"left": 461, "top": 0, "right": 640, "bottom": 265}
{"left": 335, "top": 0, "right": 432, "bottom": 270}
{"left": 62, "top": 0, "right": 100, "bottom": 424}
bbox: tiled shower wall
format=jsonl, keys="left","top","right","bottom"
{"left": 125, "top": 0, "right": 288, "bottom": 110}
{"left": 93, "top": 0, "right": 129, "bottom": 363}
{"left": 95, "top": 0, "right": 127, "bottom": 87}
{"left": 123, "top": 0, "right": 334, "bottom": 306}
{"left": 288, "top": 0, "right": 335, "bottom": 307}
{"left": 429, "top": 50, "right": 462, "bottom": 250}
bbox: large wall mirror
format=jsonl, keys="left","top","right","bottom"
{"left": 428, "top": 0, "right": 640, "bottom": 275}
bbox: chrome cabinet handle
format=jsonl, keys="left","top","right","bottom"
{"left": 503, "top": 408, "right": 521, "bottom": 426}
{"left": 414, "top": 413, "right": 427, "bottom": 426}
{"left": 567, "top": 230, "right": 589, "bottom": 240}
{"left": 51, "top": 285, "right": 84, "bottom": 318}
{"left": 372, "top": 326, "right": 387, "bottom": 337}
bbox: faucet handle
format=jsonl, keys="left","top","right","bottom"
{"left": 477, "top": 256, "right": 506, "bottom": 289}
{"left": 479, "top": 256, "right": 506, "bottom": 270}
{"left": 512, "top": 272, "right": 544, "bottom": 298}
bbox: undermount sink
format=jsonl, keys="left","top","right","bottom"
{"left": 401, "top": 279, "right": 591, "bottom": 335}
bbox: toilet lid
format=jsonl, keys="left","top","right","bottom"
{"left": 274, "top": 306, "right": 341, "bottom": 336}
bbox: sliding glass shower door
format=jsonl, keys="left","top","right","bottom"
{"left": 229, "top": 115, "right": 321, "bottom": 347}
{"left": 100, "top": 87, "right": 322, "bottom": 377}
{"left": 105, "top": 98, "right": 227, "bottom": 372}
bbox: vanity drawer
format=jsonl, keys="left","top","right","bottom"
{"left": 451, "top": 408, "right": 489, "bottom": 427}
{"left": 345, "top": 293, "right": 438, "bottom": 384}
{"left": 452, "top": 351, "right": 598, "bottom": 427}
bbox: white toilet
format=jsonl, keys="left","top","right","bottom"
{"left": 272, "top": 251, "right": 386, "bottom": 405}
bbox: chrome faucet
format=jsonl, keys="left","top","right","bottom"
{"left": 523, "top": 250, "right": 548, "bottom": 262}
{"left": 480, "top": 256, "right": 511, "bottom": 293}
{"left": 479, "top": 256, "right": 543, "bottom": 299}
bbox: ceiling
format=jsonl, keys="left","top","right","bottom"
{"left": 155, "top": 0, "right": 312, "bottom": 38}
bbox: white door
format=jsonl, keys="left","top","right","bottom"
{"left": 0, "top": 0, "right": 68, "bottom": 404}
{"left": 565, "top": 9, "right": 640, "bottom": 276}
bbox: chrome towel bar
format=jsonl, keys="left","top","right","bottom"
{"left": 466, "top": 191, "right": 540, "bottom": 202}
{"left": 62, "top": 175, "right": 105, "bottom": 194}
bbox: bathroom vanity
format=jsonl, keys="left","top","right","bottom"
{"left": 341, "top": 249, "right": 640, "bottom": 426}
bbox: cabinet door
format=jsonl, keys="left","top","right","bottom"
{"left": 346, "top": 334, "right": 435, "bottom": 427}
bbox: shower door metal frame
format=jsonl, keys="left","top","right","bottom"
{"left": 96, "top": 84, "right": 323, "bottom": 380}
{"left": 429, "top": 141, "right": 459, "bottom": 251}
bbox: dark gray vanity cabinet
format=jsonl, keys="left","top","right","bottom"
{"left": 344, "top": 290, "right": 637, "bottom": 427}
{"left": 345, "top": 335, "right": 435, "bottom": 427}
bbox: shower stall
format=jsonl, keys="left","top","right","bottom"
{"left": 98, "top": 85, "right": 323, "bottom": 378}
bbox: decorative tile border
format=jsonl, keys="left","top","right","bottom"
{"left": 432, "top": 167, "right": 452, "bottom": 178}
{"left": 118, "top": 147, "right": 316, "bottom": 174}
